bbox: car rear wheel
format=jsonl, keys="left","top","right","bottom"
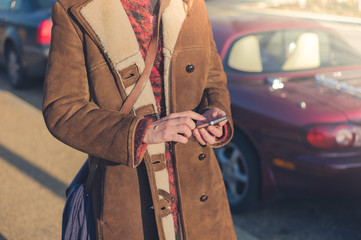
{"left": 6, "top": 46, "right": 26, "bottom": 88}
{"left": 214, "top": 129, "right": 261, "bottom": 213}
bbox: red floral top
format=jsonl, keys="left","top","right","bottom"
{"left": 120, "top": 0, "right": 180, "bottom": 234}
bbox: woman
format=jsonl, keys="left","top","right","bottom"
{"left": 43, "top": 0, "right": 236, "bottom": 239}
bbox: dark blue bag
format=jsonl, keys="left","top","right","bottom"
{"left": 62, "top": 159, "right": 98, "bottom": 240}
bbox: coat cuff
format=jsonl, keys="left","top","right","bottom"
{"left": 133, "top": 116, "right": 156, "bottom": 167}
{"left": 213, "top": 122, "right": 232, "bottom": 147}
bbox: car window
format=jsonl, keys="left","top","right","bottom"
{"left": 34, "top": 0, "right": 57, "bottom": 9}
{"left": 228, "top": 35, "right": 263, "bottom": 72}
{"left": 227, "top": 29, "right": 361, "bottom": 74}
{"left": 0, "top": 0, "right": 13, "bottom": 11}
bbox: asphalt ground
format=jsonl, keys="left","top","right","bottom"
{"left": 0, "top": 89, "right": 86, "bottom": 239}
{"left": 233, "top": 196, "right": 361, "bottom": 240}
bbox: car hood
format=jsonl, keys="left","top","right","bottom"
{"left": 266, "top": 70, "right": 361, "bottom": 121}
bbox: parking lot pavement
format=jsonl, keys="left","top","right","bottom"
{"left": 234, "top": 225, "right": 260, "bottom": 240}
{"left": 233, "top": 196, "right": 361, "bottom": 240}
{"left": 0, "top": 90, "right": 86, "bottom": 239}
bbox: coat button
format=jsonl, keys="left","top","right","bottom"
{"left": 198, "top": 154, "right": 206, "bottom": 160}
{"left": 186, "top": 64, "right": 195, "bottom": 73}
{"left": 200, "top": 195, "right": 208, "bottom": 202}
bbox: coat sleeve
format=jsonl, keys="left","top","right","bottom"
{"left": 197, "top": 14, "right": 234, "bottom": 148}
{"left": 42, "top": 2, "right": 142, "bottom": 167}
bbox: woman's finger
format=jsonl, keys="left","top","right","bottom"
{"left": 192, "top": 128, "right": 207, "bottom": 145}
{"left": 207, "top": 125, "right": 223, "bottom": 138}
{"left": 168, "top": 110, "right": 206, "bottom": 122}
{"left": 199, "top": 128, "right": 216, "bottom": 145}
{"left": 173, "top": 117, "right": 196, "bottom": 130}
{"left": 184, "top": 117, "right": 197, "bottom": 130}
{"left": 144, "top": 111, "right": 210, "bottom": 144}
{"left": 172, "top": 134, "right": 189, "bottom": 144}
{"left": 176, "top": 124, "right": 193, "bottom": 138}
{"left": 217, "top": 120, "right": 228, "bottom": 127}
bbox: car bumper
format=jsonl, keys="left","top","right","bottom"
{"left": 263, "top": 152, "right": 361, "bottom": 197}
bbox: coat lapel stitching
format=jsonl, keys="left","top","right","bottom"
{"left": 69, "top": 0, "right": 127, "bottom": 99}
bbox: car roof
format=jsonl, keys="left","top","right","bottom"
{"left": 211, "top": 14, "right": 326, "bottom": 33}
{"left": 211, "top": 14, "right": 329, "bottom": 54}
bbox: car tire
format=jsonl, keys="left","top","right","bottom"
{"left": 214, "top": 128, "right": 261, "bottom": 213}
{"left": 6, "top": 45, "right": 26, "bottom": 89}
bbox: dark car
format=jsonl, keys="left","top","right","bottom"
{"left": 211, "top": 15, "right": 361, "bottom": 212}
{"left": 0, "top": 0, "right": 55, "bottom": 88}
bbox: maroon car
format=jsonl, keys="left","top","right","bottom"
{"left": 212, "top": 15, "right": 361, "bottom": 212}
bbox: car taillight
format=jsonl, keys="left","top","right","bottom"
{"left": 37, "top": 19, "right": 53, "bottom": 45}
{"left": 306, "top": 124, "right": 361, "bottom": 150}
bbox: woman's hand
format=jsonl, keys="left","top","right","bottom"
{"left": 192, "top": 108, "right": 228, "bottom": 146}
{"left": 143, "top": 110, "right": 206, "bottom": 144}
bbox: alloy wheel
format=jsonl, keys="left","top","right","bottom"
{"left": 215, "top": 142, "right": 249, "bottom": 204}
{"left": 6, "top": 47, "right": 24, "bottom": 88}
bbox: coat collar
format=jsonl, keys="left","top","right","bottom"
{"left": 70, "top": 0, "right": 145, "bottom": 73}
{"left": 70, "top": 0, "right": 190, "bottom": 116}
{"left": 69, "top": 0, "right": 189, "bottom": 73}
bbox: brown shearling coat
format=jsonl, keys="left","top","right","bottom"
{"left": 42, "top": 0, "right": 236, "bottom": 239}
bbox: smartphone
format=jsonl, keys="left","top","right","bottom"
{"left": 196, "top": 116, "right": 228, "bottom": 129}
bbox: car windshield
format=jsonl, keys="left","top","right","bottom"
{"left": 34, "top": 0, "right": 57, "bottom": 9}
{"left": 227, "top": 28, "right": 361, "bottom": 74}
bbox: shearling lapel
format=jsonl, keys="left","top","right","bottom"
{"left": 161, "top": 0, "right": 189, "bottom": 115}
{"left": 70, "top": 0, "right": 146, "bottom": 75}
{"left": 162, "top": 0, "right": 188, "bottom": 54}
{"left": 70, "top": 0, "right": 190, "bottom": 116}
{"left": 69, "top": 0, "right": 189, "bottom": 73}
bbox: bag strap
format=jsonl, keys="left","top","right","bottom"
{"left": 119, "top": 36, "right": 158, "bottom": 114}
{"left": 121, "top": 0, "right": 167, "bottom": 114}
{"left": 85, "top": 13, "right": 161, "bottom": 195}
